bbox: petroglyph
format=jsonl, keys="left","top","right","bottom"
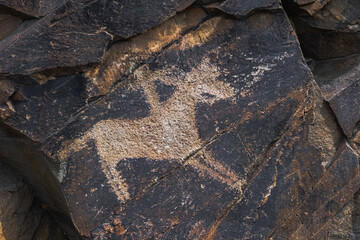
{"left": 59, "top": 58, "right": 242, "bottom": 202}
{"left": 84, "top": 7, "right": 207, "bottom": 97}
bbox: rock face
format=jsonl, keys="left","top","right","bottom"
{"left": 0, "top": 161, "right": 67, "bottom": 240}
{"left": 0, "top": 0, "right": 359, "bottom": 239}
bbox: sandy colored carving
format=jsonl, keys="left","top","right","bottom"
{"left": 84, "top": 7, "right": 207, "bottom": 97}
{"left": 60, "top": 58, "right": 239, "bottom": 202}
{"left": 175, "top": 16, "right": 233, "bottom": 51}
{"left": 187, "top": 150, "right": 246, "bottom": 192}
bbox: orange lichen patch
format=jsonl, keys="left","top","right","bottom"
{"left": 59, "top": 58, "right": 237, "bottom": 202}
{"left": 85, "top": 7, "right": 206, "bottom": 97}
{"left": 175, "top": 16, "right": 234, "bottom": 51}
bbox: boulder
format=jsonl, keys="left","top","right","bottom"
{"left": 0, "top": 0, "right": 359, "bottom": 239}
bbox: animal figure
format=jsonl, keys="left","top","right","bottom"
{"left": 60, "top": 58, "right": 243, "bottom": 202}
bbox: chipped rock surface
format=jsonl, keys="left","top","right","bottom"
{"left": 0, "top": 0, "right": 359, "bottom": 239}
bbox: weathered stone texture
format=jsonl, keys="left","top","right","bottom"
{"left": 284, "top": 0, "right": 360, "bottom": 60}
{"left": 84, "top": 7, "right": 208, "bottom": 98}
{"left": 0, "top": 13, "right": 22, "bottom": 41}
{"left": 0, "top": 0, "right": 359, "bottom": 239}
{"left": 0, "top": 161, "right": 40, "bottom": 240}
{"left": 0, "top": 161, "right": 67, "bottom": 240}
{"left": 0, "top": 0, "right": 65, "bottom": 18}
{"left": 0, "top": 0, "right": 196, "bottom": 78}
{"left": 205, "top": 0, "right": 282, "bottom": 17}
{"left": 309, "top": 54, "right": 360, "bottom": 137}
{"left": 43, "top": 10, "right": 314, "bottom": 238}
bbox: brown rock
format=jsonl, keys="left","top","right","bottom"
{"left": 84, "top": 7, "right": 207, "bottom": 98}
{"left": 205, "top": 0, "right": 281, "bottom": 17}
{"left": 0, "top": 0, "right": 65, "bottom": 18}
{"left": 0, "top": 161, "right": 67, "bottom": 240}
{"left": 309, "top": 54, "right": 360, "bottom": 137}
{"left": 0, "top": 0, "right": 359, "bottom": 239}
{"left": 0, "top": 13, "right": 21, "bottom": 41}
{"left": 0, "top": 80, "right": 16, "bottom": 104}
{"left": 0, "top": 0, "right": 196, "bottom": 78}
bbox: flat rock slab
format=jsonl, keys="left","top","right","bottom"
{"left": 284, "top": 0, "right": 360, "bottom": 60}
{"left": 328, "top": 80, "right": 360, "bottom": 137}
{"left": 40, "top": 10, "right": 315, "bottom": 238}
{"left": 309, "top": 54, "right": 360, "bottom": 137}
{"left": 285, "top": 0, "right": 360, "bottom": 31}
{"left": 0, "top": 160, "right": 41, "bottom": 240}
{"left": 84, "top": 7, "right": 208, "bottom": 98}
{"left": 0, "top": 2, "right": 359, "bottom": 240}
{"left": 0, "top": 0, "right": 195, "bottom": 77}
{"left": 0, "top": 13, "right": 22, "bottom": 41}
{"left": 0, "top": 0, "right": 65, "bottom": 17}
{"left": 0, "top": 160, "right": 68, "bottom": 240}
{"left": 206, "top": 0, "right": 281, "bottom": 17}
{"left": 4, "top": 75, "right": 88, "bottom": 141}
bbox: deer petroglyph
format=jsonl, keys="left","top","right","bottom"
{"left": 60, "top": 58, "right": 244, "bottom": 202}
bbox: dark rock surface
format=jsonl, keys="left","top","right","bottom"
{"left": 0, "top": 0, "right": 195, "bottom": 78}
{"left": 283, "top": 0, "right": 360, "bottom": 60}
{"left": 309, "top": 54, "right": 360, "bottom": 138}
{"left": 0, "top": 0, "right": 65, "bottom": 18}
{"left": 0, "top": 160, "right": 67, "bottom": 240}
{"left": 0, "top": 0, "right": 359, "bottom": 239}
{"left": 205, "top": 0, "right": 282, "bottom": 17}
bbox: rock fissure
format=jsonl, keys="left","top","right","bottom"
{"left": 1, "top": 0, "right": 360, "bottom": 239}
